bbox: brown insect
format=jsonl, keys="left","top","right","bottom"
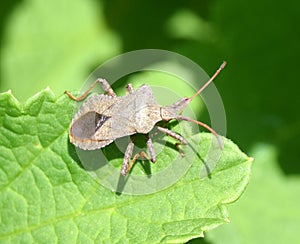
{"left": 65, "top": 61, "right": 226, "bottom": 175}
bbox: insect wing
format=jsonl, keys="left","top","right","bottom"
{"left": 70, "top": 94, "right": 116, "bottom": 150}
{"left": 100, "top": 94, "right": 138, "bottom": 139}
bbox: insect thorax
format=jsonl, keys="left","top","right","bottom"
{"left": 134, "top": 105, "right": 161, "bottom": 134}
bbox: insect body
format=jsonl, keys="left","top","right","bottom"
{"left": 65, "top": 61, "right": 226, "bottom": 175}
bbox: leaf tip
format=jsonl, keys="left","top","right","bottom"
{"left": 0, "top": 89, "right": 22, "bottom": 110}
{"left": 1, "top": 89, "right": 13, "bottom": 96}
{"left": 248, "top": 157, "right": 254, "bottom": 163}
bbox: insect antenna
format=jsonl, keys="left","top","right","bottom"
{"left": 178, "top": 61, "right": 227, "bottom": 149}
{"left": 189, "top": 61, "right": 227, "bottom": 103}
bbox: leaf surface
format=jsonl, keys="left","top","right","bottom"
{"left": 0, "top": 90, "right": 252, "bottom": 243}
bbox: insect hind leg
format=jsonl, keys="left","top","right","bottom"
{"left": 64, "top": 78, "right": 116, "bottom": 101}
{"left": 97, "top": 78, "right": 116, "bottom": 97}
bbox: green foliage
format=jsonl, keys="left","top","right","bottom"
{"left": 206, "top": 144, "right": 300, "bottom": 244}
{"left": 0, "top": 90, "right": 252, "bottom": 243}
{"left": 1, "top": 0, "right": 299, "bottom": 242}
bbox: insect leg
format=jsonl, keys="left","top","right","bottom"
{"left": 121, "top": 135, "right": 153, "bottom": 175}
{"left": 156, "top": 126, "right": 188, "bottom": 145}
{"left": 121, "top": 137, "right": 135, "bottom": 176}
{"left": 126, "top": 83, "right": 134, "bottom": 94}
{"left": 98, "top": 78, "right": 116, "bottom": 97}
{"left": 156, "top": 126, "right": 187, "bottom": 156}
{"left": 145, "top": 133, "right": 156, "bottom": 163}
{"left": 126, "top": 151, "right": 150, "bottom": 175}
{"left": 64, "top": 78, "right": 116, "bottom": 101}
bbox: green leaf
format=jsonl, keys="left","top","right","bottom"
{"left": 206, "top": 143, "right": 300, "bottom": 244}
{"left": 0, "top": 89, "right": 252, "bottom": 243}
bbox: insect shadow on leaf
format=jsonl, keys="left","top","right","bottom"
{"left": 65, "top": 62, "right": 226, "bottom": 176}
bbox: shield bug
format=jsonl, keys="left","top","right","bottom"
{"left": 65, "top": 61, "right": 226, "bottom": 175}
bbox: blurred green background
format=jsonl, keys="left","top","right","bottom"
{"left": 0, "top": 0, "right": 299, "bottom": 243}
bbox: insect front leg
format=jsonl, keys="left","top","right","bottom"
{"left": 156, "top": 126, "right": 188, "bottom": 156}
{"left": 64, "top": 78, "right": 116, "bottom": 101}
{"left": 156, "top": 126, "right": 188, "bottom": 145}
